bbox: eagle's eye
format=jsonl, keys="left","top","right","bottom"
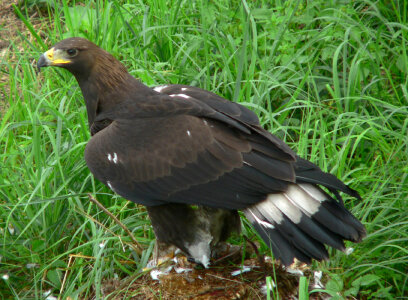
{"left": 67, "top": 48, "right": 78, "bottom": 57}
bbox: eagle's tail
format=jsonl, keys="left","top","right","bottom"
{"left": 243, "top": 183, "right": 366, "bottom": 266}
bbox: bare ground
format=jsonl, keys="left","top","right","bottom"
{"left": 0, "top": 0, "right": 48, "bottom": 114}
{"left": 100, "top": 251, "right": 326, "bottom": 300}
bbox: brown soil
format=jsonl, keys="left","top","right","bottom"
{"left": 0, "top": 0, "right": 48, "bottom": 114}
{"left": 100, "top": 253, "right": 325, "bottom": 300}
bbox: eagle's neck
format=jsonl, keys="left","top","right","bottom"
{"left": 73, "top": 53, "right": 144, "bottom": 130}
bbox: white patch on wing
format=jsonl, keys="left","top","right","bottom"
{"left": 285, "top": 184, "right": 323, "bottom": 215}
{"left": 107, "top": 153, "right": 112, "bottom": 161}
{"left": 251, "top": 184, "right": 325, "bottom": 227}
{"left": 247, "top": 209, "right": 275, "bottom": 229}
{"left": 169, "top": 94, "right": 191, "bottom": 99}
{"left": 107, "top": 181, "right": 114, "bottom": 192}
{"left": 187, "top": 130, "right": 191, "bottom": 137}
{"left": 113, "top": 152, "right": 118, "bottom": 164}
{"left": 298, "top": 183, "right": 327, "bottom": 202}
{"left": 245, "top": 183, "right": 327, "bottom": 233}
{"left": 153, "top": 85, "right": 168, "bottom": 92}
{"left": 254, "top": 198, "right": 284, "bottom": 224}
{"left": 268, "top": 193, "right": 303, "bottom": 224}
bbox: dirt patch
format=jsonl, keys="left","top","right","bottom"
{"left": 0, "top": 0, "right": 47, "bottom": 114}
{"left": 101, "top": 254, "right": 325, "bottom": 300}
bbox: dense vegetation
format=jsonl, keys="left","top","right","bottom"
{"left": 1, "top": 0, "right": 407, "bottom": 298}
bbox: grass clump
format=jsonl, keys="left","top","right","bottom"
{"left": 1, "top": 0, "right": 407, "bottom": 298}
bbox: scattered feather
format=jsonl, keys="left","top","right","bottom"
{"left": 150, "top": 266, "right": 173, "bottom": 281}
{"left": 43, "top": 290, "right": 52, "bottom": 297}
{"left": 8, "top": 224, "right": 14, "bottom": 235}
{"left": 26, "top": 263, "right": 39, "bottom": 269}
{"left": 345, "top": 247, "right": 354, "bottom": 255}
{"left": 313, "top": 270, "right": 324, "bottom": 289}
{"left": 261, "top": 278, "right": 276, "bottom": 295}
{"left": 174, "top": 267, "right": 192, "bottom": 274}
{"left": 284, "top": 267, "right": 304, "bottom": 276}
{"left": 231, "top": 266, "right": 252, "bottom": 276}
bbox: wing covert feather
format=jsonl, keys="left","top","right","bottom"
{"left": 84, "top": 114, "right": 295, "bottom": 208}
{"left": 85, "top": 115, "right": 245, "bottom": 205}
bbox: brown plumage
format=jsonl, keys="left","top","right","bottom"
{"left": 38, "top": 37, "right": 366, "bottom": 267}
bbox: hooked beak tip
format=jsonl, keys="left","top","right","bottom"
{"left": 37, "top": 54, "right": 48, "bottom": 70}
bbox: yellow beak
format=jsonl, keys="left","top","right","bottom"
{"left": 37, "top": 48, "right": 71, "bottom": 68}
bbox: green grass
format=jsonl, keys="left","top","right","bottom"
{"left": 1, "top": 0, "right": 407, "bottom": 298}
